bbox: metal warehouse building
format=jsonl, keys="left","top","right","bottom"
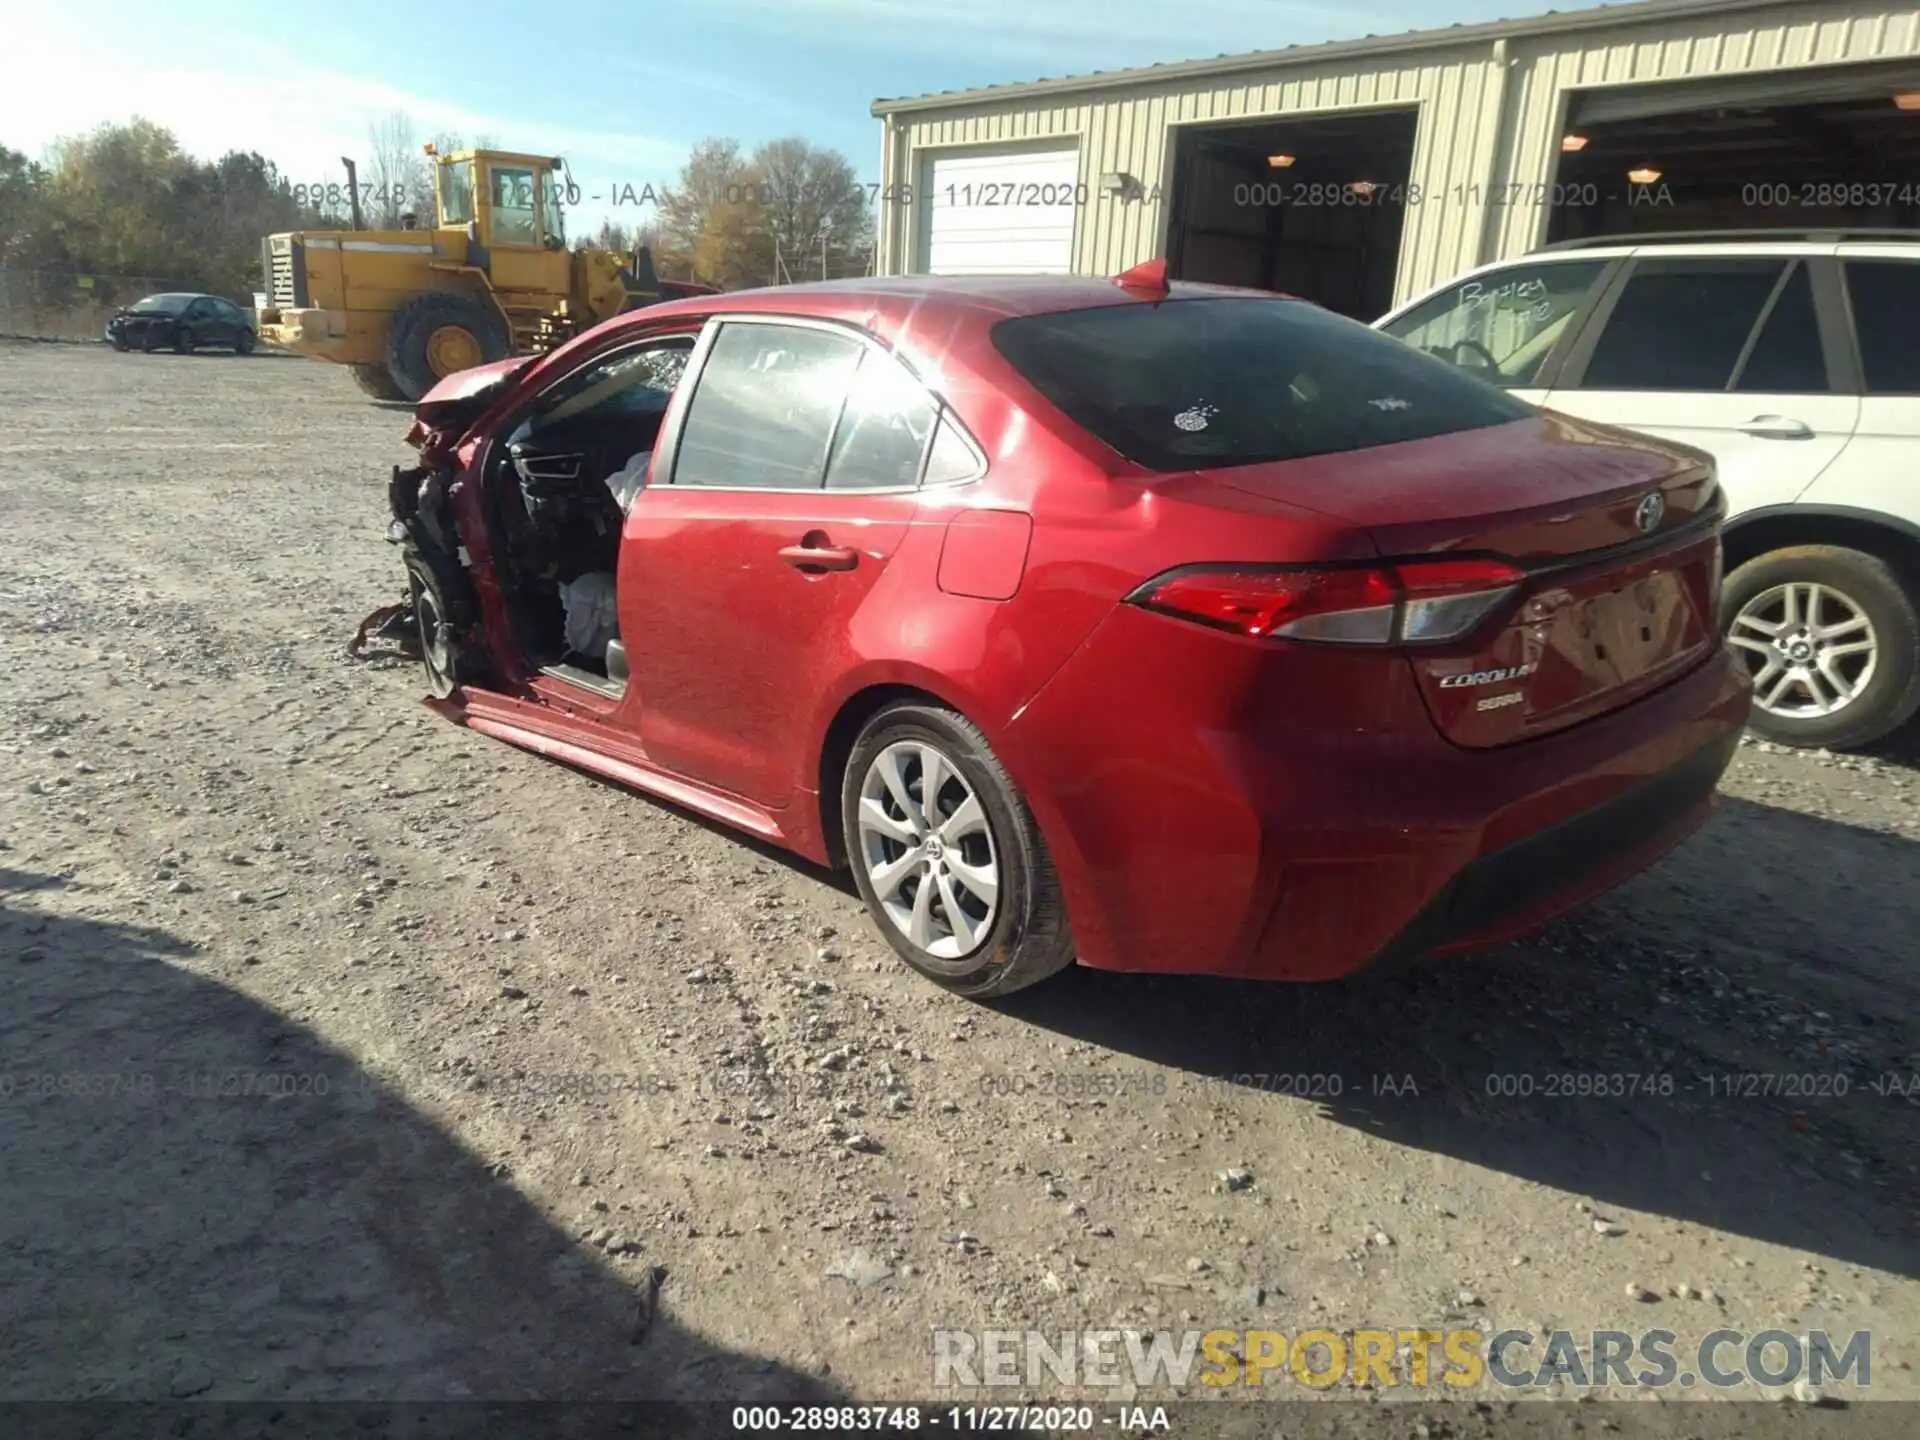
{"left": 871, "top": 0, "right": 1920, "bottom": 318}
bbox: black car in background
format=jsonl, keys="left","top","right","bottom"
{"left": 105, "top": 293, "right": 256, "bottom": 355}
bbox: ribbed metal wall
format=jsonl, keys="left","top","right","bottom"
{"left": 877, "top": 0, "right": 1920, "bottom": 303}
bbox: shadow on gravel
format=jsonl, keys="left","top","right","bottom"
{"left": 0, "top": 882, "right": 842, "bottom": 1420}
{"left": 998, "top": 797, "right": 1920, "bottom": 1280}
{"left": 1864, "top": 717, "right": 1920, "bottom": 771}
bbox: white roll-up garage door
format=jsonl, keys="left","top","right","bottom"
{"left": 919, "top": 147, "right": 1081, "bottom": 275}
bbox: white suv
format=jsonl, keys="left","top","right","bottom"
{"left": 1376, "top": 230, "right": 1920, "bottom": 750}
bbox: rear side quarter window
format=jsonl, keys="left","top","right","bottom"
{"left": 824, "top": 349, "right": 938, "bottom": 491}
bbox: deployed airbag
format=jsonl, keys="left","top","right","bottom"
{"left": 559, "top": 571, "right": 619, "bottom": 660}
{"left": 606, "top": 449, "right": 653, "bottom": 514}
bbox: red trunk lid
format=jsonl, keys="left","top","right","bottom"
{"left": 1215, "top": 414, "right": 1724, "bottom": 747}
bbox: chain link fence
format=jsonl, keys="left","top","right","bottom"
{"left": 0, "top": 269, "right": 226, "bottom": 343}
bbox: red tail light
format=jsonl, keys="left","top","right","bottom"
{"left": 1129, "top": 557, "right": 1524, "bottom": 646}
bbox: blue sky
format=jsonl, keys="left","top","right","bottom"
{"left": 8, "top": 0, "right": 1612, "bottom": 233}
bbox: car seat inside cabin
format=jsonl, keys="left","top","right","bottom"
{"left": 496, "top": 337, "right": 693, "bottom": 676}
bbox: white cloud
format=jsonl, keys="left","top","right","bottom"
{"left": 600, "top": 54, "right": 832, "bottom": 116}
{"left": 0, "top": 14, "right": 684, "bottom": 192}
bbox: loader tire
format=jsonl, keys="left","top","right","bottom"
{"left": 386, "top": 292, "right": 510, "bottom": 402}
{"left": 349, "top": 362, "right": 409, "bottom": 402}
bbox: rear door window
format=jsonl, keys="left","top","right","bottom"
{"left": 824, "top": 349, "right": 938, "bottom": 491}
{"left": 1844, "top": 260, "right": 1920, "bottom": 394}
{"left": 1733, "top": 262, "right": 1827, "bottom": 393}
{"left": 992, "top": 297, "right": 1533, "bottom": 473}
{"left": 1576, "top": 258, "right": 1788, "bottom": 392}
{"left": 1379, "top": 260, "right": 1606, "bottom": 388}
{"left": 672, "top": 323, "right": 865, "bottom": 489}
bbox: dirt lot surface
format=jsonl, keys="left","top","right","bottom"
{"left": 2, "top": 341, "right": 1916, "bottom": 1417}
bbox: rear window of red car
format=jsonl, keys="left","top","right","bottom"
{"left": 991, "top": 296, "right": 1533, "bottom": 473}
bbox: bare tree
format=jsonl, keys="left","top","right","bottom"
{"left": 752, "top": 138, "right": 872, "bottom": 283}
{"left": 366, "top": 112, "right": 428, "bottom": 228}
{"left": 655, "top": 138, "right": 767, "bottom": 288}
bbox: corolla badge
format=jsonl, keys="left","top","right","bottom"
{"left": 1437, "top": 662, "right": 1537, "bottom": 689}
{"left": 1635, "top": 491, "right": 1666, "bottom": 533}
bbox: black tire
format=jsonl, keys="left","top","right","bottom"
{"left": 173, "top": 326, "right": 194, "bottom": 354}
{"left": 233, "top": 327, "right": 255, "bottom": 355}
{"left": 1722, "top": 544, "right": 1920, "bottom": 750}
{"left": 386, "top": 291, "right": 510, "bottom": 402}
{"left": 403, "top": 550, "right": 481, "bottom": 699}
{"left": 108, "top": 332, "right": 128, "bottom": 352}
{"left": 349, "top": 362, "right": 409, "bottom": 401}
{"left": 841, "top": 703, "right": 1074, "bottom": 998}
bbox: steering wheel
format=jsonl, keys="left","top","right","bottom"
{"left": 1443, "top": 339, "right": 1504, "bottom": 379}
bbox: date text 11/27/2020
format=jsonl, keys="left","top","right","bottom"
{"left": 582, "top": 179, "right": 1691, "bottom": 211}
{"left": 590, "top": 180, "right": 1158, "bottom": 209}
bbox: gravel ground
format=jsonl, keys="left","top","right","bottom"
{"left": 2, "top": 340, "right": 1915, "bottom": 1411}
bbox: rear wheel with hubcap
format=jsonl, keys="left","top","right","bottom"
{"left": 1723, "top": 544, "right": 1920, "bottom": 749}
{"left": 842, "top": 703, "right": 1074, "bottom": 997}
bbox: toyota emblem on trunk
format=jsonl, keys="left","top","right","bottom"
{"left": 1635, "top": 491, "right": 1666, "bottom": 533}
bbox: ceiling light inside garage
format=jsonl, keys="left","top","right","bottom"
{"left": 1628, "top": 165, "right": 1663, "bottom": 184}
{"left": 1267, "top": 154, "right": 1297, "bottom": 168}
{"left": 1895, "top": 92, "right": 1920, "bottom": 110}
{"left": 1560, "top": 134, "right": 1589, "bottom": 152}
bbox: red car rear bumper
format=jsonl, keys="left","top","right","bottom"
{"left": 1002, "top": 609, "right": 1751, "bottom": 981}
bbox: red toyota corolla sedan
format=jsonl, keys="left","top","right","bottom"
{"left": 387, "top": 261, "right": 1751, "bottom": 998}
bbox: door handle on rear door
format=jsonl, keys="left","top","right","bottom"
{"left": 1740, "top": 415, "right": 1814, "bottom": 440}
{"left": 778, "top": 535, "right": 859, "bottom": 572}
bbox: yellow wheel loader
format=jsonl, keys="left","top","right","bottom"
{"left": 257, "top": 148, "right": 712, "bottom": 401}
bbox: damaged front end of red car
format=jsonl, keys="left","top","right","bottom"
{"left": 358, "top": 359, "right": 532, "bottom": 684}
{"left": 401, "top": 355, "right": 533, "bottom": 466}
